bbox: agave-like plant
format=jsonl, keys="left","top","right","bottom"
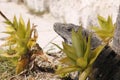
{"left": 55, "top": 27, "right": 105, "bottom": 80}
{"left": 0, "top": 11, "right": 47, "bottom": 74}
{"left": 91, "top": 15, "right": 115, "bottom": 43}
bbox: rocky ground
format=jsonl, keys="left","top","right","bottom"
{"left": 0, "top": 51, "right": 67, "bottom": 80}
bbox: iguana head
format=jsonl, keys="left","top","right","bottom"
{"left": 54, "top": 23, "right": 101, "bottom": 49}
{"left": 54, "top": 23, "right": 80, "bottom": 44}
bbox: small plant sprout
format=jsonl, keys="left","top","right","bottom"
{"left": 55, "top": 27, "right": 105, "bottom": 80}
{"left": 91, "top": 15, "right": 115, "bottom": 44}
{"left": 0, "top": 11, "right": 48, "bottom": 74}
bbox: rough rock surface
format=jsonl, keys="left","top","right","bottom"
{"left": 24, "top": 0, "right": 49, "bottom": 13}
{"left": 20, "top": 0, "right": 120, "bottom": 28}
{"left": 113, "top": 7, "right": 120, "bottom": 55}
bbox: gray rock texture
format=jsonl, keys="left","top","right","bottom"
{"left": 113, "top": 6, "right": 120, "bottom": 55}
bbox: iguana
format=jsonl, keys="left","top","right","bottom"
{"left": 53, "top": 22, "right": 101, "bottom": 49}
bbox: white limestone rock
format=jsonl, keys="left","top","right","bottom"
{"left": 24, "top": 0, "right": 49, "bottom": 12}
{"left": 49, "top": 0, "right": 120, "bottom": 28}
{"left": 15, "top": 0, "right": 120, "bottom": 28}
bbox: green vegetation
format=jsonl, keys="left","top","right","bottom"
{"left": 55, "top": 28, "right": 105, "bottom": 80}
{"left": 55, "top": 15, "right": 115, "bottom": 80}
{"left": 0, "top": 10, "right": 115, "bottom": 80}
{"left": 91, "top": 15, "right": 115, "bottom": 43}
{"left": 0, "top": 56, "right": 15, "bottom": 79}
{"left": 0, "top": 11, "right": 40, "bottom": 74}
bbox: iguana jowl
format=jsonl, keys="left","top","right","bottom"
{"left": 53, "top": 23, "right": 101, "bottom": 49}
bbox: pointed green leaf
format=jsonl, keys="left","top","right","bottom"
{"left": 62, "top": 49, "right": 76, "bottom": 64}
{"left": 5, "top": 26, "right": 15, "bottom": 32}
{"left": 84, "top": 35, "right": 91, "bottom": 61}
{"left": 2, "top": 31, "right": 14, "bottom": 34}
{"left": 13, "top": 16, "right": 18, "bottom": 30}
{"left": 26, "top": 19, "right": 30, "bottom": 31}
{"left": 89, "top": 45, "right": 105, "bottom": 66}
{"left": 4, "top": 20, "right": 13, "bottom": 26}
{"left": 72, "top": 29, "right": 83, "bottom": 57}
{"left": 52, "top": 43, "right": 63, "bottom": 50}
{"left": 107, "top": 16, "right": 114, "bottom": 32}
{"left": 91, "top": 15, "right": 115, "bottom": 43}
{"left": 77, "top": 27, "right": 86, "bottom": 54}
{"left": 19, "top": 16, "right": 25, "bottom": 28}
{"left": 25, "top": 20, "right": 31, "bottom": 43}
{"left": 62, "top": 42, "right": 77, "bottom": 59}
{"left": 98, "top": 15, "right": 107, "bottom": 29}
{"left": 17, "top": 16, "right": 26, "bottom": 38}
{"left": 60, "top": 57, "right": 75, "bottom": 65}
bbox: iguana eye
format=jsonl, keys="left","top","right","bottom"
{"left": 67, "top": 28, "right": 72, "bottom": 31}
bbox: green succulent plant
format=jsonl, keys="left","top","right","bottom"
{"left": 0, "top": 12, "right": 39, "bottom": 74}
{"left": 55, "top": 28, "right": 105, "bottom": 80}
{"left": 91, "top": 15, "right": 115, "bottom": 43}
